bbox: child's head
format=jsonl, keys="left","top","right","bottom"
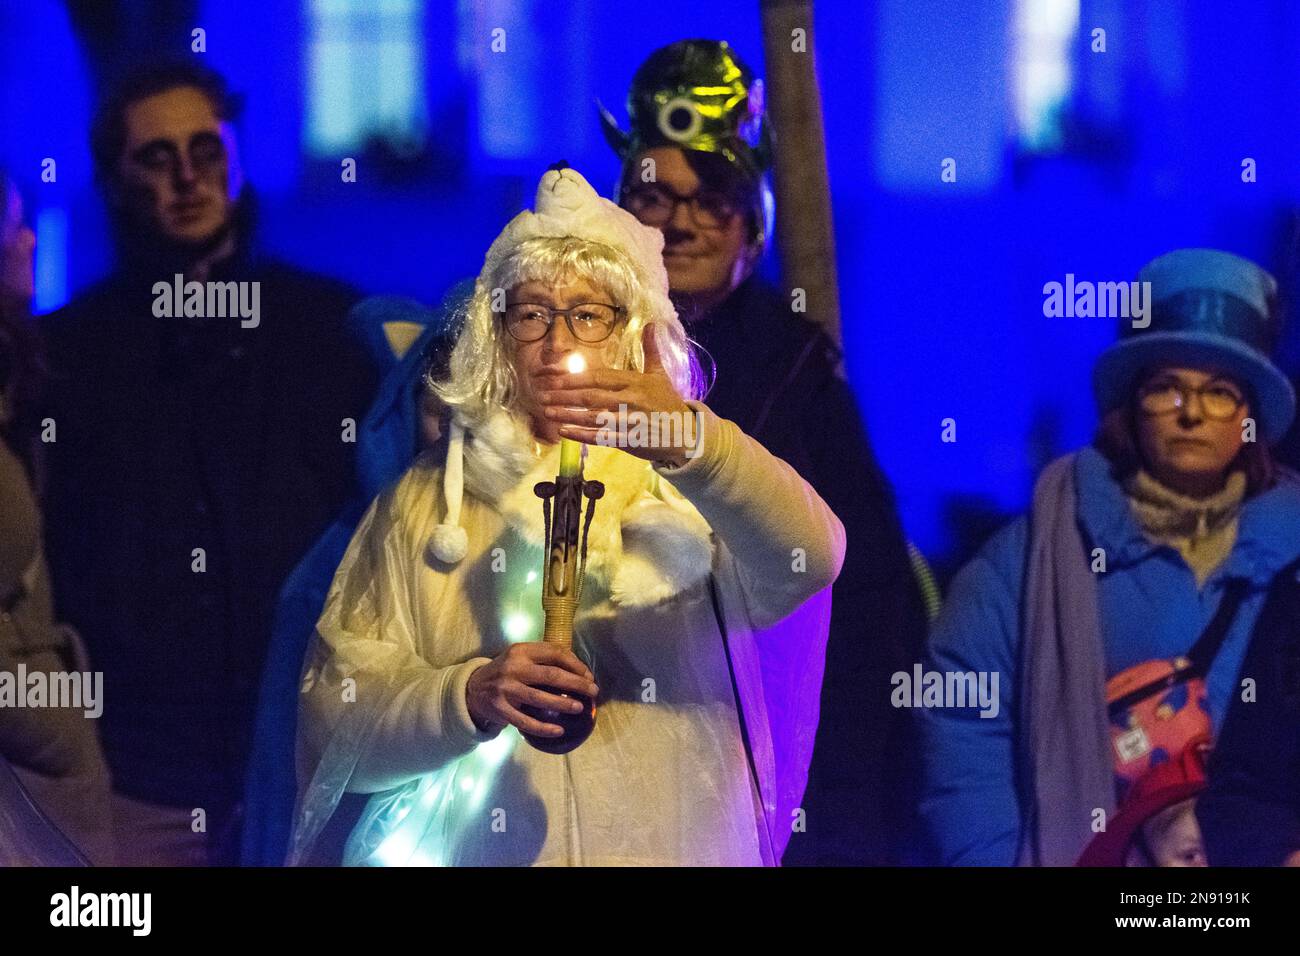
{"left": 1124, "top": 797, "right": 1207, "bottom": 867}
{"left": 1078, "top": 737, "right": 1212, "bottom": 867}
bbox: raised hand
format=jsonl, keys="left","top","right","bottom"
{"left": 535, "top": 325, "right": 699, "bottom": 466}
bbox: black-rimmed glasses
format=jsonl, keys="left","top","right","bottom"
{"left": 501, "top": 302, "right": 624, "bottom": 343}
{"left": 622, "top": 183, "right": 741, "bottom": 230}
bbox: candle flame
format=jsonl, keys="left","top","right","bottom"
{"left": 566, "top": 354, "right": 586, "bottom": 374}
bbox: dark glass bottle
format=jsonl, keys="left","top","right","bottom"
{"left": 519, "top": 677, "right": 596, "bottom": 754}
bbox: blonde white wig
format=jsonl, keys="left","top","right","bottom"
{"left": 424, "top": 166, "right": 706, "bottom": 565}
{"left": 432, "top": 234, "right": 704, "bottom": 427}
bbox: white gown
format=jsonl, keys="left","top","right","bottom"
{"left": 290, "top": 401, "right": 843, "bottom": 866}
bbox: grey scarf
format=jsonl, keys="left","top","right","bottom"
{"left": 1017, "top": 454, "right": 1115, "bottom": 866}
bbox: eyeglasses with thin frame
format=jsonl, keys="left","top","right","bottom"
{"left": 1136, "top": 377, "right": 1247, "bottom": 421}
{"left": 622, "top": 183, "right": 741, "bottom": 230}
{"left": 501, "top": 302, "right": 625, "bottom": 343}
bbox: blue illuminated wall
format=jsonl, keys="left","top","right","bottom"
{"left": 4, "top": 0, "right": 1300, "bottom": 575}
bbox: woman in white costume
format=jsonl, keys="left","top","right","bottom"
{"left": 289, "top": 166, "right": 844, "bottom": 866}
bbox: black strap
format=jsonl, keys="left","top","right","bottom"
{"left": 708, "top": 573, "right": 776, "bottom": 862}
{"left": 1187, "top": 577, "right": 1251, "bottom": 675}
{"left": 1106, "top": 576, "right": 1251, "bottom": 718}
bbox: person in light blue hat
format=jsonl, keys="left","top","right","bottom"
{"left": 1093, "top": 248, "right": 1296, "bottom": 447}
{"left": 918, "top": 248, "right": 1300, "bottom": 866}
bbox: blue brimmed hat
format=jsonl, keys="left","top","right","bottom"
{"left": 1092, "top": 248, "right": 1296, "bottom": 443}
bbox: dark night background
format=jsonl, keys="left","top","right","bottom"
{"left": 5, "top": 0, "right": 1300, "bottom": 578}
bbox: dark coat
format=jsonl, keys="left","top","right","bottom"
{"left": 686, "top": 275, "right": 929, "bottom": 865}
{"left": 39, "top": 253, "right": 376, "bottom": 860}
{"left": 1197, "top": 555, "right": 1300, "bottom": 866}
{"left": 917, "top": 449, "right": 1300, "bottom": 864}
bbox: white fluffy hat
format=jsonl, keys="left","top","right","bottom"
{"left": 429, "top": 164, "right": 674, "bottom": 565}
{"left": 477, "top": 163, "right": 673, "bottom": 302}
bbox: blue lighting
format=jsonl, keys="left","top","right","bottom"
{"left": 33, "top": 206, "right": 68, "bottom": 314}
{"left": 3, "top": 0, "right": 1296, "bottom": 576}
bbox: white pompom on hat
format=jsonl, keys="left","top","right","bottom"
{"left": 429, "top": 164, "right": 675, "bottom": 566}
{"left": 428, "top": 418, "right": 469, "bottom": 564}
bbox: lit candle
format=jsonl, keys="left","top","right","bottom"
{"left": 558, "top": 354, "right": 586, "bottom": 476}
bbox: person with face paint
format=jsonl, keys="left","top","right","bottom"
{"left": 601, "top": 40, "right": 929, "bottom": 865}
{"left": 918, "top": 249, "right": 1300, "bottom": 866}
{"left": 38, "top": 63, "right": 377, "bottom": 865}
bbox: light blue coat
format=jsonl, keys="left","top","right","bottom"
{"left": 917, "top": 446, "right": 1300, "bottom": 865}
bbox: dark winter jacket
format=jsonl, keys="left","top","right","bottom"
{"left": 1197, "top": 555, "right": 1300, "bottom": 866}
{"left": 687, "top": 275, "right": 929, "bottom": 865}
{"left": 39, "top": 251, "right": 375, "bottom": 859}
{"left": 919, "top": 447, "right": 1300, "bottom": 864}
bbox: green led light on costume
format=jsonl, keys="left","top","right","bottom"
{"left": 367, "top": 731, "right": 518, "bottom": 866}
{"left": 358, "top": 533, "right": 546, "bottom": 866}
{"left": 503, "top": 610, "right": 534, "bottom": 643}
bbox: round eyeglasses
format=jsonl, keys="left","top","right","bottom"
{"left": 502, "top": 302, "right": 624, "bottom": 344}
{"left": 622, "top": 184, "right": 741, "bottom": 230}
{"left": 1136, "top": 380, "right": 1246, "bottom": 421}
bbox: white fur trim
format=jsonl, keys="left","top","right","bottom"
{"left": 459, "top": 408, "right": 537, "bottom": 505}
{"left": 609, "top": 493, "right": 715, "bottom": 607}
{"left": 450, "top": 404, "right": 714, "bottom": 608}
